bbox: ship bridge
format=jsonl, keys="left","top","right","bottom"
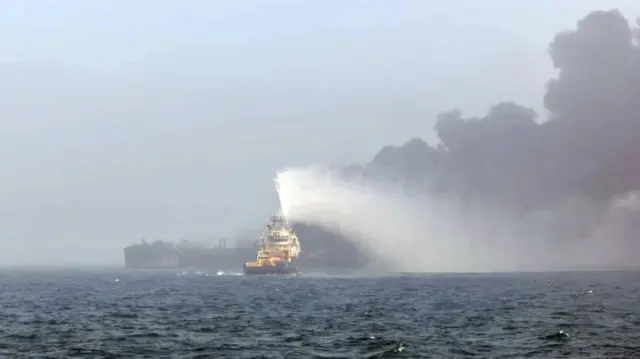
{"left": 268, "top": 228, "right": 293, "bottom": 241}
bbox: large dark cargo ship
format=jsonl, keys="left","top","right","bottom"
{"left": 123, "top": 223, "right": 373, "bottom": 270}
{"left": 123, "top": 238, "right": 256, "bottom": 269}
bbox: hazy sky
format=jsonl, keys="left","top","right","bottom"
{"left": 1, "top": 0, "right": 638, "bottom": 265}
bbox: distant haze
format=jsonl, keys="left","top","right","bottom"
{"left": 1, "top": 1, "right": 639, "bottom": 266}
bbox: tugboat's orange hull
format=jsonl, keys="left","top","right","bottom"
{"left": 243, "top": 261, "right": 298, "bottom": 275}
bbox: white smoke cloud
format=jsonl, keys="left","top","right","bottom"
{"left": 611, "top": 191, "right": 640, "bottom": 211}
{"left": 274, "top": 165, "right": 639, "bottom": 273}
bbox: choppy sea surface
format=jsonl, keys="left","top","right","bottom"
{"left": 0, "top": 269, "right": 639, "bottom": 358}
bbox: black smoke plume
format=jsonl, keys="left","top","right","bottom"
{"left": 293, "top": 10, "right": 640, "bottom": 269}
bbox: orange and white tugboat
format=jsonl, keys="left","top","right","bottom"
{"left": 243, "top": 215, "right": 301, "bottom": 275}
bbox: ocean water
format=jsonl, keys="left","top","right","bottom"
{"left": 0, "top": 269, "right": 639, "bottom": 358}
